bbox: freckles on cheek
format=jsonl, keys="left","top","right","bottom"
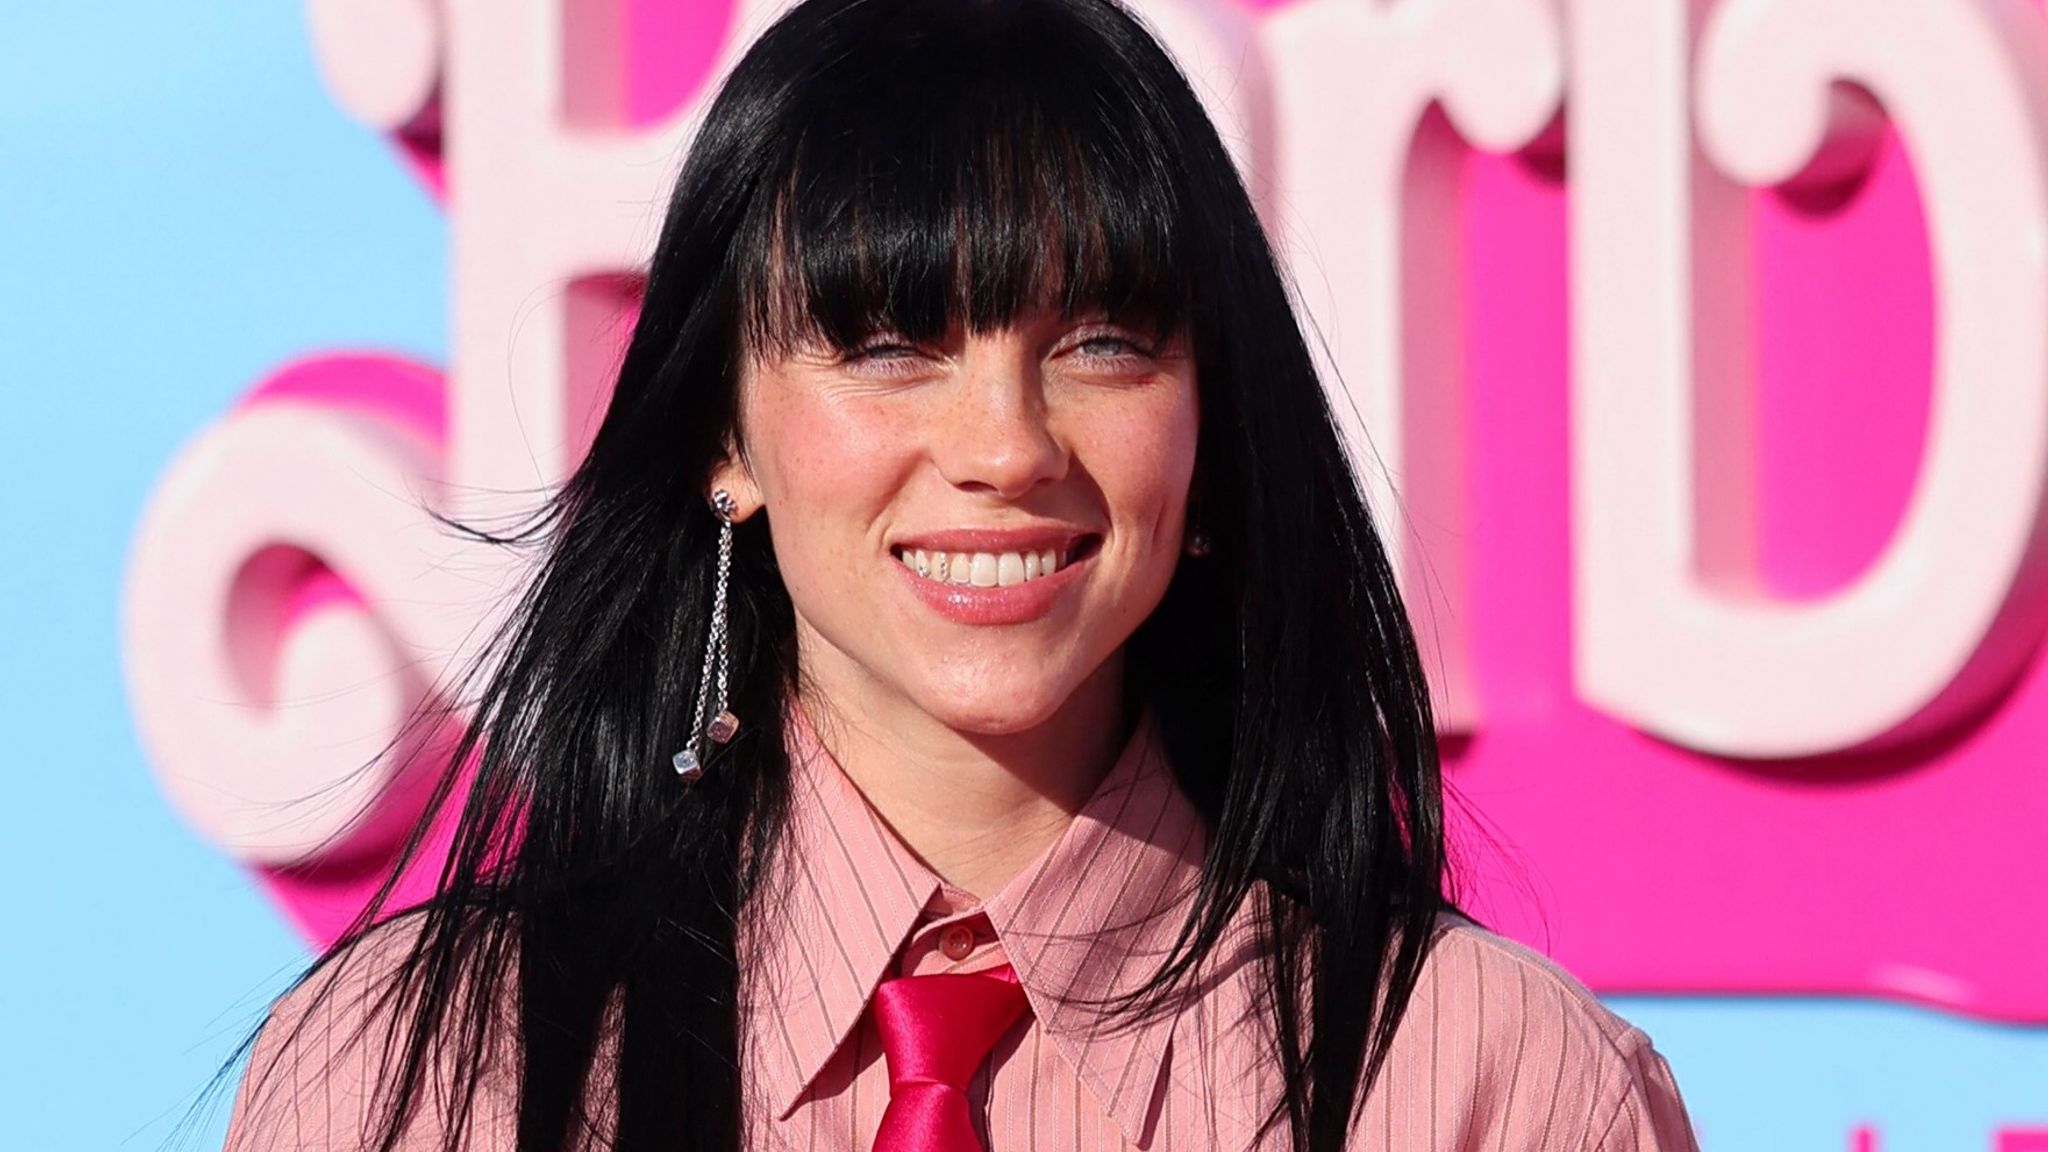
{"left": 1096, "top": 402, "right": 1199, "bottom": 548}
{"left": 752, "top": 390, "right": 912, "bottom": 536}
{"left": 748, "top": 389, "right": 832, "bottom": 494}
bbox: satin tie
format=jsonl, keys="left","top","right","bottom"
{"left": 870, "top": 963, "right": 1030, "bottom": 1152}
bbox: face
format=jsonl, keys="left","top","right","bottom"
{"left": 714, "top": 311, "right": 1199, "bottom": 736}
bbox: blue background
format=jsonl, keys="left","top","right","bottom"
{"left": 2, "top": 4, "right": 2042, "bottom": 1150}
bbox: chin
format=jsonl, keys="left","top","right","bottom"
{"left": 909, "top": 670, "right": 1084, "bottom": 736}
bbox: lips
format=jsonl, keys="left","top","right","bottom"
{"left": 888, "top": 529, "right": 1100, "bottom": 585}
{"left": 889, "top": 526, "right": 1094, "bottom": 554}
{"left": 887, "top": 530, "right": 1102, "bottom": 625}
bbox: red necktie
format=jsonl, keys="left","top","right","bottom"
{"left": 870, "top": 964, "right": 1030, "bottom": 1152}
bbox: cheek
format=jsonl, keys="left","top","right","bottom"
{"left": 1079, "top": 389, "right": 1200, "bottom": 546}
{"left": 743, "top": 388, "right": 925, "bottom": 617}
{"left": 748, "top": 391, "right": 909, "bottom": 527}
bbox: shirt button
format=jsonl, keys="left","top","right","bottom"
{"left": 940, "top": 925, "right": 976, "bottom": 961}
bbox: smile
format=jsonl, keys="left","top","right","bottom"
{"left": 892, "top": 546, "right": 1065, "bottom": 587}
{"left": 886, "top": 533, "right": 1102, "bottom": 625}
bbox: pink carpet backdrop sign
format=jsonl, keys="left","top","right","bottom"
{"left": 122, "top": 0, "right": 2048, "bottom": 1082}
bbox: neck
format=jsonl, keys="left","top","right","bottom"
{"left": 795, "top": 651, "right": 1130, "bottom": 900}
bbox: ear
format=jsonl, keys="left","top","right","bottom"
{"left": 706, "top": 451, "right": 763, "bottom": 522}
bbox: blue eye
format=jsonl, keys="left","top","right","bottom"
{"left": 1073, "top": 332, "right": 1154, "bottom": 362}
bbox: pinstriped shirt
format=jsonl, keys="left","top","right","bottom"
{"left": 222, "top": 714, "right": 1701, "bottom": 1151}
{"left": 741, "top": 713, "right": 1702, "bottom": 1151}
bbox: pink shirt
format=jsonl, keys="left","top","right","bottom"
{"left": 225, "top": 715, "right": 1701, "bottom": 1150}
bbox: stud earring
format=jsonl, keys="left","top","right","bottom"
{"left": 1184, "top": 528, "right": 1212, "bottom": 557}
{"left": 673, "top": 488, "right": 740, "bottom": 781}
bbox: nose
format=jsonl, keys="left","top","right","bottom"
{"left": 932, "top": 343, "right": 1068, "bottom": 498}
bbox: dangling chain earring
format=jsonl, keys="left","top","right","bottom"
{"left": 672, "top": 488, "right": 740, "bottom": 781}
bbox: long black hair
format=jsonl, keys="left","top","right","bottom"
{"left": 236, "top": 0, "right": 1450, "bottom": 1148}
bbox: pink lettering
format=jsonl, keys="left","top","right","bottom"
{"left": 123, "top": 0, "right": 2048, "bottom": 1021}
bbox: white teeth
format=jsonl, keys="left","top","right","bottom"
{"left": 894, "top": 545, "right": 1070, "bottom": 585}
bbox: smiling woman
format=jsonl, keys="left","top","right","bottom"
{"left": 731, "top": 312, "right": 1196, "bottom": 741}
{"left": 220, "top": 0, "right": 1698, "bottom": 1149}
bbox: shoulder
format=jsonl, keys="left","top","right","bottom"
{"left": 222, "top": 912, "right": 520, "bottom": 1152}
{"left": 1367, "top": 912, "right": 1699, "bottom": 1150}
{"left": 1409, "top": 911, "right": 1646, "bottom": 1067}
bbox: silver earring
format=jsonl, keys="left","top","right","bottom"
{"left": 673, "top": 489, "right": 740, "bottom": 781}
{"left": 1184, "top": 528, "right": 1212, "bottom": 557}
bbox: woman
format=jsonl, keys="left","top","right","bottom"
{"left": 223, "top": 0, "right": 1699, "bottom": 1148}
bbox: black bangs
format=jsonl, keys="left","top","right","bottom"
{"left": 734, "top": 0, "right": 1197, "bottom": 356}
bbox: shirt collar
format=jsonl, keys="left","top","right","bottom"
{"left": 741, "top": 705, "right": 1206, "bottom": 1145}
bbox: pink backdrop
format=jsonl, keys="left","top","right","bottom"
{"left": 120, "top": 0, "right": 2048, "bottom": 1051}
